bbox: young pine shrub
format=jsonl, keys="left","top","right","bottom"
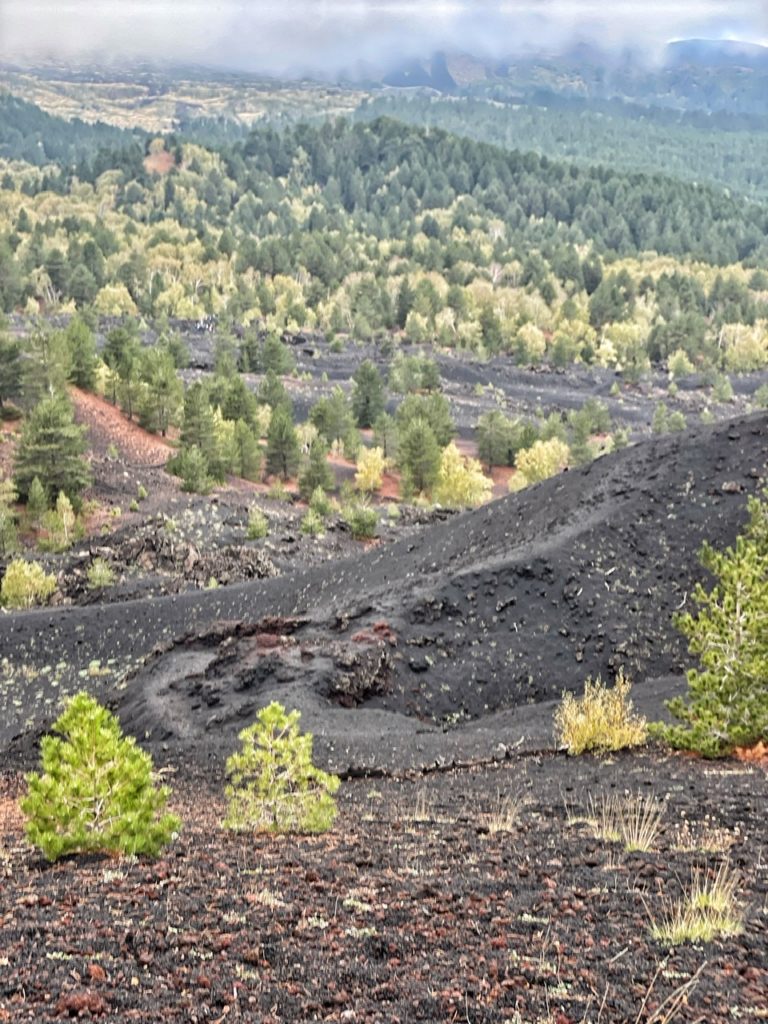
{"left": 86, "top": 557, "right": 115, "bottom": 590}
{"left": 246, "top": 508, "right": 269, "bottom": 540}
{"left": 554, "top": 670, "right": 648, "bottom": 755}
{"left": 1, "top": 558, "right": 56, "bottom": 609}
{"left": 309, "top": 486, "right": 333, "bottom": 518}
{"left": 342, "top": 502, "right": 378, "bottom": 540}
{"left": 224, "top": 701, "right": 339, "bottom": 834}
{"left": 21, "top": 693, "right": 180, "bottom": 861}
{"left": 300, "top": 508, "right": 325, "bottom": 537}
{"left": 651, "top": 490, "right": 768, "bottom": 758}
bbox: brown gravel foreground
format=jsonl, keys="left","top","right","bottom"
{"left": 1, "top": 750, "right": 766, "bottom": 1024}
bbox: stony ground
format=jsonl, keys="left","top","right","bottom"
{"left": 1, "top": 750, "right": 766, "bottom": 1023}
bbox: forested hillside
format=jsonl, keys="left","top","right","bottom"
{"left": 0, "top": 93, "right": 145, "bottom": 168}
{"left": 1, "top": 112, "right": 768, "bottom": 381}
{"left": 356, "top": 95, "right": 768, "bottom": 202}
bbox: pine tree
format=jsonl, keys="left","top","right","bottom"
{"left": 396, "top": 392, "right": 455, "bottom": 447}
{"left": 139, "top": 349, "right": 182, "bottom": 437}
{"left": 22, "top": 692, "right": 180, "bottom": 860}
{"left": 398, "top": 417, "right": 441, "bottom": 496}
{"left": 65, "top": 317, "right": 97, "bottom": 391}
{"left": 258, "top": 369, "right": 291, "bottom": 412}
{"left": 266, "top": 405, "right": 300, "bottom": 480}
{"left": 261, "top": 333, "right": 295, "bottom": 375}
{"left": 231, "top": 420, "right": 262, "bottom": 482}
{"left": 14, "top": 395, "right": 90, "bottom": 503}
{"left": 651, "top": 490, "right": 768, "bottom": 757}
{"left": 180, "top": 383, "right": 218, "bottom": 469}
{"left": 476, "top": 410, "right": 513, "bottom": 470}
{"left": 298, "top": 438, "right": 333, "bottom": 500}
{"left": 0, "top": 330, "right": 21, "bottom": 409}
{"left": 351, "top": 360, "right": 385, "bottom": 428}
{"left": 373, "top": 412, "right": 398, "bottom": 460}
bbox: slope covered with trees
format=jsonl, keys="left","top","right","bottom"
{"left": 0, "top": 111, "right": 767, "bottom": 378}
{"left": 356, "top": 94, "right": 768, "bottom": 202}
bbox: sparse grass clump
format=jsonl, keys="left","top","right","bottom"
{"left": 649, "top": 862, "right": 743, "bottom": 945}
{"left": 21, "top": 692, "right": 180, "bottom": 861}
{"left": 246, "top": 508, "right": 269, "bottom": 540}
{"left": 224, "top": 701, "right": 339, "bottom": 834}
{"left": 485, "top": 792, "right": 526, "bottom": 834}
{"left": 1, "top": 558, "right": 56, "bottom": 609}
{"left": 554, "top": 671, "right": 647, "bottom": 755}
{"left": 583, "top": 790, "right": 666, "bottom": 852}
{"left": 267, "top": 480, "right": 290, "bottom": 503}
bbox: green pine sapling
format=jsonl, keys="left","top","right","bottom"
{"left": 651, "top": 489, "right": 768, "bottom": 757}
{"left": 224, "top": 701, "right": 340, "bottom": 833}
{"left": 22, "top": 692, "right": 180, "bottom": 860}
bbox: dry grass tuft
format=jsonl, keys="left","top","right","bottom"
{"left": 554, "top": 670, "right": 648, "bottom": 755}
{"left": 485, "top": 792, "right": 527, "bottom": 833}
{"left": 583, "top": 790, "right": 666, "bottom": 852}
{"left": 649, "top": 861, "right": 743, "bottom": 945}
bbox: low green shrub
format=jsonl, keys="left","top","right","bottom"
{"left": 224, "top": 701, "right": 339, "bottom": 834}
{"left": 1, "top": 558, "right": 56, "bottom": 609}
{"left": 300, "top": 508, "right": 325, "bottom": 536}
{"left": 246, "top": 509, "right": 269, "bottom": 540}
{"left": 342, "top": 502, "right": 377, "bottom": 540}
{"left": 87, "top": 557, "right": 115, "bottom": 589}
{"left": 21, "top": 692, "right": 180, "bottom": 861}
{"left": 309, "top": 486, "right": 333, "bottom": 518}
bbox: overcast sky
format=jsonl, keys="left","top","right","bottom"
{"left": 1, "top": 1, "right": 766, "bottom": 77}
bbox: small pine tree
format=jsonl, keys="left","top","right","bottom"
{"left": 266, "top": 405, "right": 300, "bottom": 481}
{"left": 298, "top": 438, "right": 333, "bottom": 500}
{"left": 224, "top": 702, "right": 339, "bottom": 834}
{"left": 87, "top": 557, "right": 115, "bottom": 589}
{"left": 26, "top": 476, "right": 48, "bottom": 524}
{"left": 351, "top": 359, "right": 386, "bottom": 428}
{"left": 14, "top": 395, "right": 91, "bottom": 503}
{"left": 651, "top": 490, "right": 768, "bottom": 757}
{"left": 173, "top": 445, "right": 214, "bottom": 495}
{"left": 343, "top": 502, "right": 378, "bottom": 540}
{"left": 397, "top": 417, "right": 441, "bottom": 497}
{"left": 300, "top": 508, "right": 325, "bottom": 536}
{"left": 309, "top": 486, "right": 333, "bottom": 518}
{"left": 246, "top": 509, "right": 269, "bottom": 540}
{"left": 261, "top": 333, "right": 295, "bottom": 375}
{"left": 22, "top": 693, "right": 180, "bottom": 861}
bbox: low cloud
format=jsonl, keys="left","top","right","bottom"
{"left": 0, "top": 1, "right": 764, "bottom": 76}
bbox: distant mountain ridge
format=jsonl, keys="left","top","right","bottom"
{"left": 376, "top": 38, "right": 768, "bottom": 116}
{"left": 665, "top": 38, "right": 768, "bottom": 69}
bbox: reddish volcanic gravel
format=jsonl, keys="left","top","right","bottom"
{"left": 1, "top": 750, "right": 766, "bottom": 1023}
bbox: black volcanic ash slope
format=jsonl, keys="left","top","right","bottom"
{"left": 108, "top": 411, "right": 767, "bottom": 757}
